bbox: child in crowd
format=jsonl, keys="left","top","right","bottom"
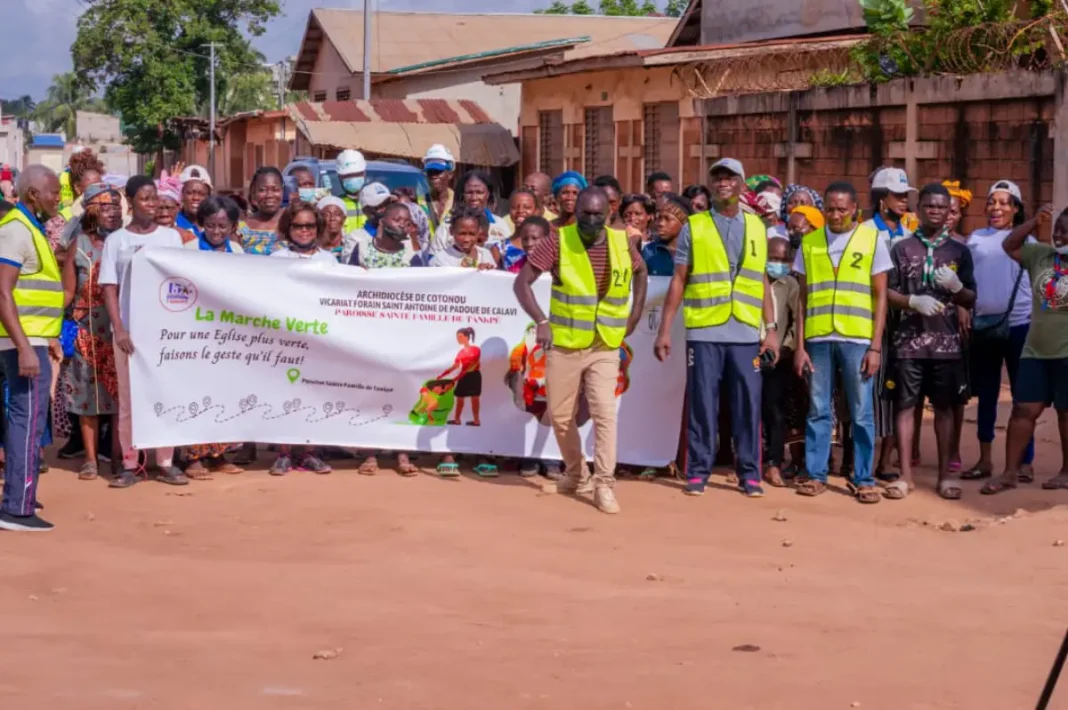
{"left": 493, "top": 189, "right": 539, "bottom": 271}
{"left": 500, "top": 215, "right": 549, "bottom": 275}
{"left": 761, "top": 236, "right": 804, "bottom": 487}
{"left": 430, "top": 208, "right": 496, "bottom": 268}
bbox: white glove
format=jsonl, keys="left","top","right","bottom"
{"left": 934, "top": 266, "right": 963, "bottom": 294}
{"left": 909, "top": 294, "right": 946, "bottom": 316}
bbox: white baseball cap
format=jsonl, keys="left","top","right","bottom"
{"left": 988, "top": 179, "right": 1022, "bottom": 202}
{"left": 179, "top": 164, "right": 212, "bottom": 189}
{"left": 336, "top": 149, "right": 367, "bottom": 176}
{"left": 359, "top": 181, "right": 392, "bottom": 207}
{"left": 709, "top": 157, "right": 745, "bottom": 181}
{"left": 423, "top": 144, "right": 455, "bottom": 171}
{"left": 871, "top": 167, "right": 916, "bottom": 194}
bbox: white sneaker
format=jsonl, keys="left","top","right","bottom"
{"left": 594, "top": 486, "right": 620, "bottom": 514}
{"left": 554, "top": 475, "right": 594, "bottom": 495}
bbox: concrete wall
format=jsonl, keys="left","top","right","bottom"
{"left": 701, "top": 0, "right": 864, "bottom": 45}
{"left": 373, "top": 68, "right": 521, "bottom": 135}
{"left": 76, "top": 112, "right": 121, "bottom": 143}
{"left": 0, "top": 120, "right": 24, "bottom": 171}
{"left": 25, "top": 148, "right": 64, "bottom": 173}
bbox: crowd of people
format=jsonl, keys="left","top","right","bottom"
{"left": 0, "top": 140, "right": 1065, "bottom": 530}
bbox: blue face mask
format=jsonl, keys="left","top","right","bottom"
{"left": 342, "top": 176, "right": 365, "bottom": 195}
{"left": 766, "top": 262, "right": 790, "bottom": 280}
{"left": 298, "top": 187, "right": 318, "bottom": 203}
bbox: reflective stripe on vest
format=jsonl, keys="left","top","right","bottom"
{"left": 341, "top": 195, "right": 366, "bottom": 234}
{"left": 801, "top": 224, "right": 878, "bottom": 340}
{"left": 0, "top": 207, "right": 64, "bottom": 338}
{"left": 549, "top": 225, "right": 633, "bottom": 349}
{"left": 682, "top": 211, "right": 766, "bottom": 329}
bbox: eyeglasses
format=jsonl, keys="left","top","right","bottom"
{"left": 290, "top": 222, "right": 318, "bottom": 231}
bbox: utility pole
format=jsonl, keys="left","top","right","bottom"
{"left": 362, "top": 0, "right": 372, "bottom": 100}
{"left": 203, "top": 42, "right": 218, "bottom": 180}
{"left": 276, "top": 60, "right": 286, "bottom": 110}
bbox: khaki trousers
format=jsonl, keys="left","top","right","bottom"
{"left": 545, "top": 342, "right": 620, "bottom": 488}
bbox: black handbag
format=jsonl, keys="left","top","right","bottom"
{"left": 971, "top": 267, "right": 1024, "bottom": 347}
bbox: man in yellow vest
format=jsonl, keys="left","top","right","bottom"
{"left": 654, "top": 158, "right": 779, "bottom": 498}
{"left": 0, "top": 165, "right": 64, "bottom": 531}
{"left": 792, "top": 181, "right": 892, "bottom": 503}
{"left": 514, "top": 187, "right": 648, "bottom": 514}
{"left": 336, "top": 149, "right": 368, "bottom": 235}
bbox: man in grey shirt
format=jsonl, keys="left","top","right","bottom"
{"left": 654, "top": 158, "right": 777, "bottom": 497}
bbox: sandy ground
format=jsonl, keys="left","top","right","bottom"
{"left": 2, "top": 401, "right": 1068, "bottom": 710}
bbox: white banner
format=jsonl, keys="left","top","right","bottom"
{"left": 129, "top": 249, "right": 684, "bottom": 466}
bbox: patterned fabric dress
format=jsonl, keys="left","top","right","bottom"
{"left": 238, "top": 221, "right": 281, "bottom": 255}
{"left": 65, "top": 232, "right": 119, "bottom": 416}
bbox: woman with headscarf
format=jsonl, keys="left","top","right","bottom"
{"left": 428, "top": 171, "right": 510, "bottom": 255}
{"left": 549, "top": 171, "right": 586, "bottom": 232}
{"left": 943, "top": 180, "right": 972, "bottom": 243}
{"left": 317, "top": 196, "right": 348, "bottom": 261}
{"left": 155, "top": 173, "right": 191, "bottom": 243}
{"left": 781, "top": 184, "right": 823, "bottom": 222}
{"left": 745, "top": 174, "right": 782, "bottom": 197}
{"left": 61, "top": 183, "right": 122, "bottom": 481}
{"left": 392, "top": 187, "right": 431, "bottom": 253}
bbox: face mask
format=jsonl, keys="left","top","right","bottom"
{"left": 576, "top": 215, "right": 606, "bottom": 240}
{"left": 382, "top": 223, "right": 407, "bottom": 242}
{"left": 342, "top": 176, "right": 365, "bottom": 194}
{"left": 298, "top": 188, "right": 318, "bottom": 203}
{"left": 766, "top": 262, "right": 790, "bottom": 280}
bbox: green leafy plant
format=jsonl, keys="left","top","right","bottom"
{"left": 859, "top": 0, "right": 913, "bottom": 33}
{"left": 808, "top": 68, "right": 857, "bottom": 88}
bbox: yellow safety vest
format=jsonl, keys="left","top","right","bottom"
{"left": 801, "top": 223, "right": 878, "bottom": 340}
{"left": 549, "top": 224, "right": 632, "bottom": 349}
{"left": 59, "top": 169, "right": 74, "bottom": 210}
{"left": 0, "top": 207, "right": 64, "bottom": 338}
{"left": 59, "top": 205, "right": 72, "bottom": 222}
{"left": 682, "top": 211, "right": 766, "bottom": 329}
{"left": 341, "top": 195, "right": 366, "bottom": 234}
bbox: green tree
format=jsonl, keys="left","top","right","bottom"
{"left": 209, "top": 69, "right": 278, "bottom": 116}
{"left": 664, "top": 0, "right": 688, "bottom": 16}
{"left": 0, "top": 95, "right": 35, "bottom": 118}
{"left": 32, "top": 72, "right": 108, "bottom": 139}
{"left": 536, "top": 1, "right": 573, "bottom": 12}
{"left": 537, "top": 0, "right": 662, "bottom": 13}
{"left": 72, "top": 0, "right": 281, "bottom": 154}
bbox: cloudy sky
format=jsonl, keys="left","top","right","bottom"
{"left": 0, "top": 0, "right": 548, "bottom": 102}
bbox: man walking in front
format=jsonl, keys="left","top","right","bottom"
{"left": 514, "top": 187, "right": 648, "bottom": 514}
{"left": 654, "top": 158, "right": 779, "bottom": 498}
{"left": 0, "top": 165, "right": 63, "bottom": 531}
{"left": 793, "top": 182, "right": 892, "bottom": 504}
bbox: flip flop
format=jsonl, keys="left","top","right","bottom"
{"left": 396, "top": 456, "right": 420, "bottom": 478}
{"left": 980, "top": 476, "right": 1017, "bottom": 495}
{"left": 882, "top": 480, "right": 911, "bottom": 500}
{"left": 358, "top": 457, "right": 379, "bottom": 476}
{"left": 437, "top": 462, "right": 460, "bottom": 478}
{"left": 1019, "top": 465, "right": 1035, "bottom": 484}
{"left": 854, "top": 485, "right": 882, "bottom": 504}
{"left": 795, "top": 480, "right": 826, "bottom": 497}
{"left": 473, "top": 462, "right": 498, "bottom": 478}
{"left": 938, "top": 479, "right": 963, "bottom": 500}
{"left": 1041, "top": 473, "right": 1068, "bottom": 490}
{"left": 962, "top": 467, "right": 992, "bottom": 481}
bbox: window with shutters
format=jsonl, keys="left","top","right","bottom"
{"left": 584, "top": 107, "right": 614, "bottom": 179}
{"left": 336, "top": 87, "right": 351, "bottom": 101}
{"left": 538, "top": 110, "right": 564, "bottom": 176}
{"left": 642, "top": 102, "right": 680, "bottom": 184}
{"left": 313, "top": 90, "right": 327, "bottom": 102}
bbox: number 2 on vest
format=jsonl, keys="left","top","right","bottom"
{"left": 612, "top": 268, "right": 631, "bottom": 288}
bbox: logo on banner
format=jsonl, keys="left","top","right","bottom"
{"left": 159, "top": 277, "right": 198, "bottom": 312}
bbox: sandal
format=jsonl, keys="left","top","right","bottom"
{"left": 638, "top": 467, "right": 660, "bottom": 479}
{"left": 937, "top": 478, "right": 963, "bottom": 500}
{"left": 77, "top": 461, "right": 98, "bottom": 481}
{"left": 980, "top": 475, "right": 1017, "bottom": 495}
{"left": 1041, "top": 472, "right": 1068, "bottom": 490}
{"left": 1018, "top": 465, "right": 1035, "bottom": 484}
{"left": 542, "top": 462, "right": 564, "bottom": 480}
{"left": 210, "top": 461, "right": 244, "bottom": 476}
{"left": 763, "top": 466, "right": 786, "bottom": 488}
{"left": 437, "top": 461, "right": 460, "bottom": 478}
{"left": 358, "top": 456, "right": 379, "bottom": 476}
{"left": 184, "top": 460, "right": 214, "bottom": 481}
{"left": 473, "top": 462, "right": 499, "bottom": 478}
{"left": 724, "top": 472, "right": 739, "bottom": 486}
{"left": 796, "top": 479, "right": 827, "bottom": 497}
{"left": 882, "top": 480, "right": 911, "bottom": 500}
{"left": 518, "top": 461, "right": 539, "bottom": 478}
{"left": 962, "top": 466, "right": 992, "bottom": 481}
{"left": 781, "top": 462, "right": 801, "bottom": 481}
{"left": 396, "top": 454, "right": 420, "bottom": 478}
{"left": 854, "top": 485, "right": 882, "bottom": 504}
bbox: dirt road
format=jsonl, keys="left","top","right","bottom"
{"left": 2, "top": 426, "right": 1067, "bottom": 709}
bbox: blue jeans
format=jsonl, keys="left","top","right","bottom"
{"left": 804, "top": 341, "right": 875, "bottom": 487}
{"left": 0, "top": 347, "right": 50, "bottom": 516}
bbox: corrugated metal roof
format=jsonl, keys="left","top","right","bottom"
{"left": 286, "top": 99, "right": 518, "bottom": 167}
{"left": 291, "top": 10, "right": 677, "bottom": 90}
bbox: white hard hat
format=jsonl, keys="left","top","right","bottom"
{"left": 423, "top": 143, "right": 455, "bottom": 170}
{"left": 336, "top": 149, "right": 367, "bottom": 176}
